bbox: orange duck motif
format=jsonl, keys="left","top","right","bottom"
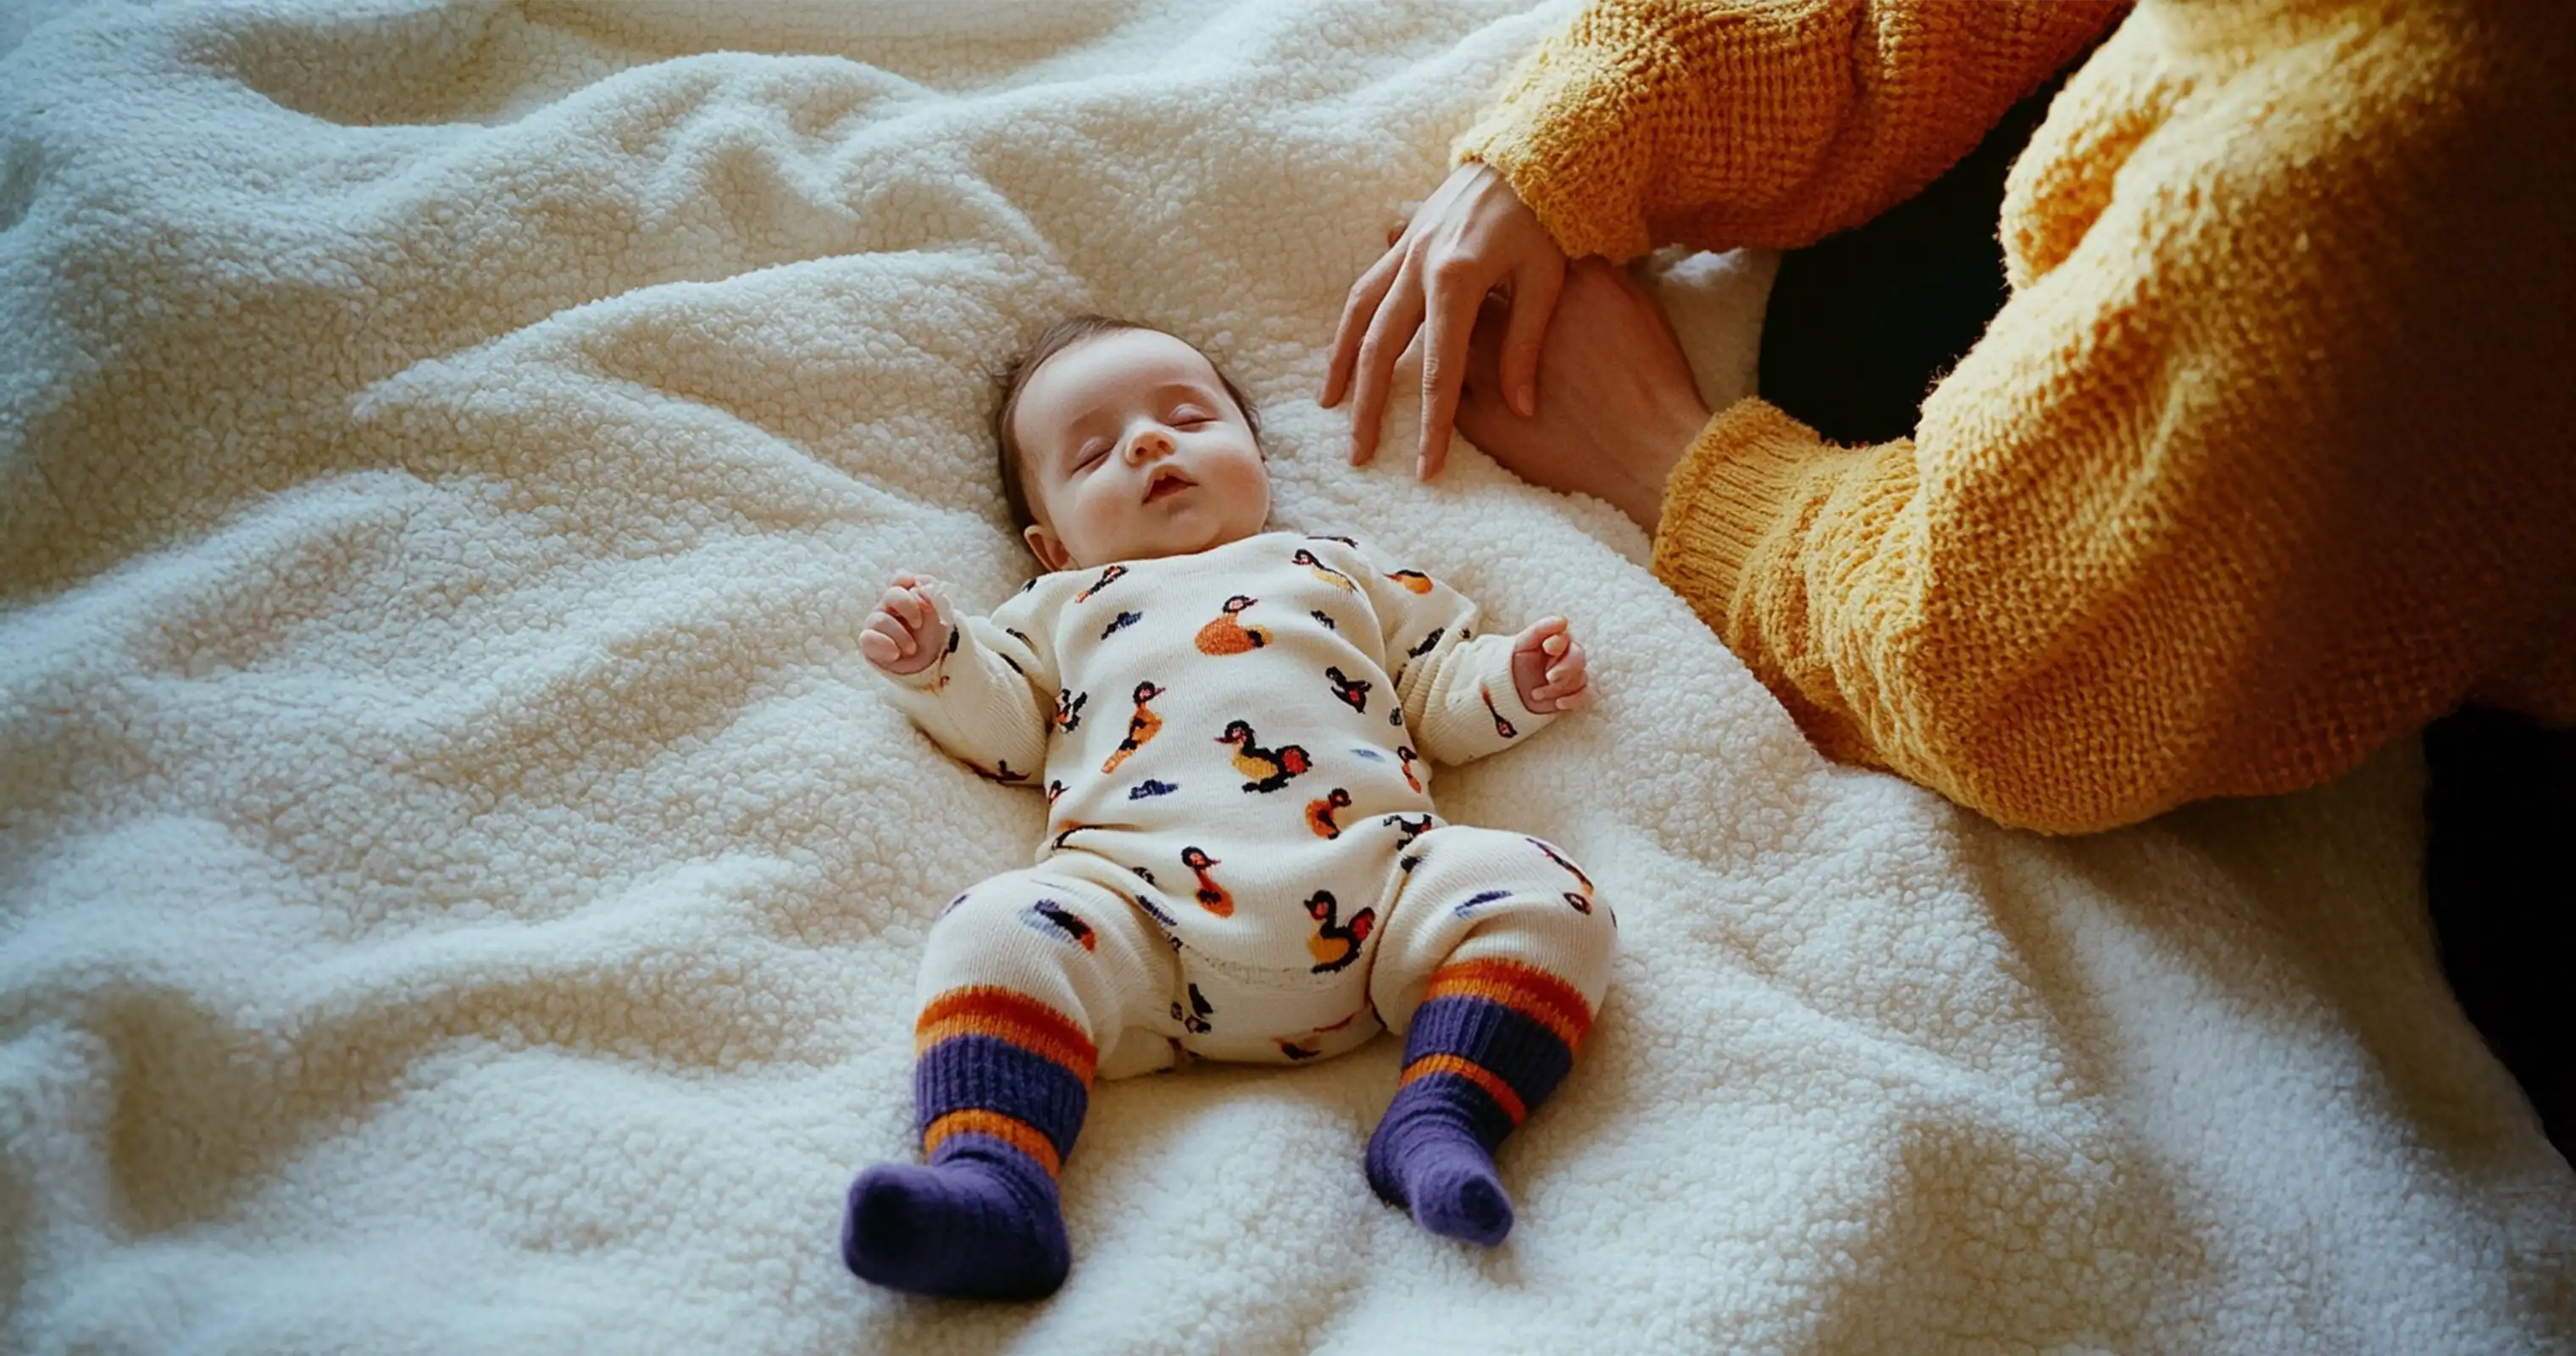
{"left": 1305, "top": 787, "right": 1352, "bottom": 839}
{"left": 1180, "top": 846, "right": 1233, "bottom": 917}
{"left": 1385, "top": 570, "right": 1435, "bottom": 594}
{"left": 1195, "top": 595, "right": 1271, "bottom": 655}
{"left": 1102, "top": 681, "right": 1166, "bottom": 774}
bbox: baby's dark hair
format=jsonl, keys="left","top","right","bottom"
{"left": 994, "top": 314, "right": 1263, "bottom": 534}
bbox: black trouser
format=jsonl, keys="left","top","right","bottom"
{"left": 1757, "top": 73, "right": 2573, "bottom": 1164}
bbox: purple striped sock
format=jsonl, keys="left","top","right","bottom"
{"left": 1367, "top": 959, "right": 1592, "bottom": 1247}
{"left": 843, "top": 988, "right": 1094, "bottom": 1301}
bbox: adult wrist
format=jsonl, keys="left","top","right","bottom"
{"left": 1625, "top": 397, "right": 1712, "bottom": 533}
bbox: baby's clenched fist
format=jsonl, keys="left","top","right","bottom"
{"left": 862, "top": 573, "right": 955, "bottom": 675}
{"left": 1511, "top": 616, "right": 1591, "bottom": 714}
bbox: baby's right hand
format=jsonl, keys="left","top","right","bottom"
{"left": 862, "top": 572, "right": 955, "bottom": 676}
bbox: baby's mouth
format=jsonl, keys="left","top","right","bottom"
{"left": 1144, "top": 470, "right": 1196, "bottom": 503}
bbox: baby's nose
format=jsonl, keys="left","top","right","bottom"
{"left": 1127, "top": 429, "right": 1174, "bottom": 462}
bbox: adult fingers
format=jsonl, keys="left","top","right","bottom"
{"left": 1498, "top": 258, "right": 1566, "bottom": 419}
{"left": 1322, "top": 244, "right": 1403, "bottom": 409}
{"left": 1346, "top": 249, "right": 1427, "bottom": 466}
{"left": 1415, "top": 258, "right": 1488, "bottom": 480}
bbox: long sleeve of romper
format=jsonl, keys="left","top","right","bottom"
{"left": 1451, "top": 0, "right": 2124, "bottom": 260}
{"left": 1645, "top": 0, "right": 2576, "bottom": 833}
{"left": 1362, "top": 551, "right": 1553, "bottom": 767}
{"left": 874, "top": 593, "right": 1057, "bottom": 787}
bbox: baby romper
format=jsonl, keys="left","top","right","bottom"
{"left": 868, "top": 531, "right": 1616, "bottom": 1267}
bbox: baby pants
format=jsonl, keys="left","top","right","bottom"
{"left": 906, "top": 824, "right": 1616, "bottom": 1179}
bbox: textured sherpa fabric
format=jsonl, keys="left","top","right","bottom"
{"left": 0, "top": 2, "right": 2569, "bottom": 1353}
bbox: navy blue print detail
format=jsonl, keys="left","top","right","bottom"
{"left": 1311, "top": 610, "right": 1337, "bottom": 630}
{"left": 1130, "top": 779, "right": 1180, "bottom": 800}
{"left": 1102, "top": 610, "right": 1143, "bottom": 639}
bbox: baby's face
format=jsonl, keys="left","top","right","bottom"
{"left": 1012, "top": 328, "right": 1270, "bottom": 572}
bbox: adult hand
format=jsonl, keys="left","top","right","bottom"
{"left": 1321, "top": 162, "right": 1568, "bottom": 480}
{"left": 1456, "top": 257, "right": 1714, "bottom": 535}
{"left": 859, "top": 572, "right": 954, "bottom": 676}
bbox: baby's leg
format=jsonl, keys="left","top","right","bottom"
{"left": 1363, "top": 827, "right": 1617, "bottom": 1247}
{"left": 844, "top": 868, "right": 1174, "bottom": 1300}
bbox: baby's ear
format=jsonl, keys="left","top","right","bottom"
{"left": 1024, "top": 523, "right": 1073, "bottom": 573}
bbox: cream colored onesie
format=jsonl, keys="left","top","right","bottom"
{"left": 877, "top": 531, "right": 1614, "bottom": 1079}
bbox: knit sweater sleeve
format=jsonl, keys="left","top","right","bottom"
{"left": 1351, "top": 544, "right": 1554, "bottom": 767}
{"left": 1452, "top": 0, "right": 2124, "bottom": 259}
{"left": 1645, "top": 1, "right": 2576, "bottom": 835}
{"left": 873, "top": 590, "right": 1057, "bottom": 788}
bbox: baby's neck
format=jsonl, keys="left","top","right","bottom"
{"left": 1054, "top": 525, "right": 1274, "bottom": 573}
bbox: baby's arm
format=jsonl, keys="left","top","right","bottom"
{"left": 864, "top": 573, "right": 1052, "bottom": 785}
{"left": 1361, "top": 548, "right": 1586, "bottom": 765}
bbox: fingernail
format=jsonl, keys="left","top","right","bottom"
{"left": 1512, "top": 384, "right": 1534, "bottom": 418}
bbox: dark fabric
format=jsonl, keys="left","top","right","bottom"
{"left": 1753, "top": 59, "right": 2572, "bottom": 1166}
{"left": 1757, "top": 66, "right": 2067, "bottom": 445}
{"left": 2422, "top": 707, "right": 2575, "bottom": 1162}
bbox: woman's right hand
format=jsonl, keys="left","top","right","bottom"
{"left": 1321, "top": 162, "right": 1568, "bottom": 479}
{"left": 861, "top": 572, "right": 954, "bottom": 675}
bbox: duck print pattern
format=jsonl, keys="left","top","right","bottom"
{"left": 1217, "top": 719, "right": 1308, "bottom": 792}
{"left": 1195, "top": 595, "right": 1270, "bottom": 655}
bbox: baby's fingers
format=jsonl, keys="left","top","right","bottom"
{"left": 887, "top": 590, "right": 934, "bottom": 633}
{"left": 859, "top": 620, "right": 908, "bottom": 668}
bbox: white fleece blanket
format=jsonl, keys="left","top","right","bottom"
{"left": 3, "top": 2, "right": 2570, "bottom": 1351}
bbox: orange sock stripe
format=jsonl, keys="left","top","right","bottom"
{"left": 914, "top": 986, "right": 1098, "bottom": 1084}
{"left": 922, "top": 1109, "right": 1063, "bottom": 1178}
{"left": 1402, "top": 1053, "right": 1528, "bottom": 1125}
{"left": 1422, "top": 958, "right": 1594, "bottom": 1051}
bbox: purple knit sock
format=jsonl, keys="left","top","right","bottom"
{"left": 844, "top": 986, "right": 1096, "bottom": 1301}
{"left": 1366, "top": 959, "right": 1593, "bottom": 1248}
{"left": 1365, "top": 1081, "right": 1515, "bottom": 1246}
{"left": 843, "top": 1136, "right": 1069, "bottom": 1301}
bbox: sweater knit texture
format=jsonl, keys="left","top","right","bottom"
{"left": 1456, "top": 0, "right": 2575, "bottom": 832}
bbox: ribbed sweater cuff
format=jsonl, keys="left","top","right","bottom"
{"left": 1649, "top": 397, "right": 1825, "bottom": 628}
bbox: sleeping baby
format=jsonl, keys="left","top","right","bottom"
{"left": 844, "top": 315, "right": 1615, "bottom": 1300}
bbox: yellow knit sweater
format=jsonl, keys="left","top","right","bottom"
{"left": 1457, "top": 0, "right": 2575, "bottom": 832}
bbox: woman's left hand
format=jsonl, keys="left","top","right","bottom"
{"left": 1456, "top": 257, "right": 1714, "bottom": 534}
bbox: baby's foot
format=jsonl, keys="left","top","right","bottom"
{"left": 1365, "top": 1098, "right": 1514, "bottom": 1247}
{"left": 842, "top": 1145, "right": 1070, "bottom": 1300}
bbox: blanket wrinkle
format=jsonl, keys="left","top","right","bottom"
{"left": 3, "top": 1, "right": 2570, "bottom": 1352}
